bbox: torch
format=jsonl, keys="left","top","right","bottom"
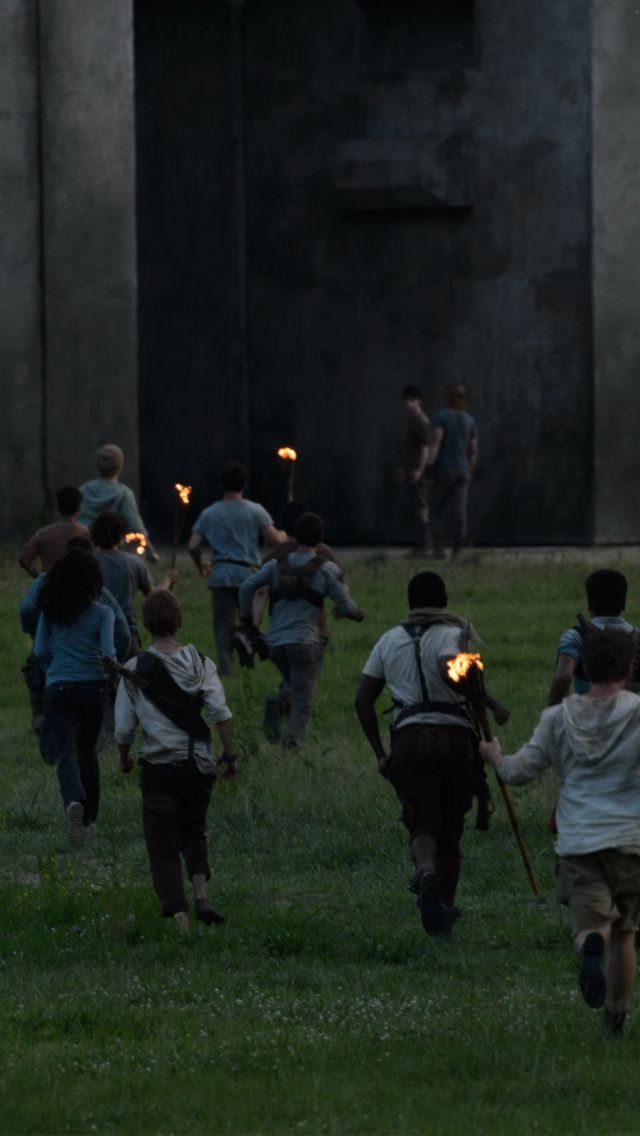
{"left": 124, "top": 532, "right": 148, "bottom": 557}
{"left": 446, "top": 651, "right": 541, "bottom": 898}
{"left": 277, "top": 447, "right": 297, "bottom": 503}
{"left": 171, "top": 483, "right": 192, "bottom": 569}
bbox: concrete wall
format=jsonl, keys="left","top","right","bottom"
{"left": 0, "top": 0, "right": 43, "bottom": 533}
{"left": 39, "top": 0, "right": 139, "bottom": 497}
{"left": 592, "top": 0, "right": 640, "bottom": 542}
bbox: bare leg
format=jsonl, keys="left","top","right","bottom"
{"left": 411, "top": 833, "right": 436, "bottom": 874}
{"left": 174, "top": 911, "right": 189, "bottom": 933}
{"left": 606, "top": 928, "right": 636, "bottom": 1011}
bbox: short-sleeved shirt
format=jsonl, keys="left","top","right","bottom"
{"left": 557, "top": 615, "right": 636, "bottom": 695}
{"left": 362, "top": 622, "right": 473, "bottom": 730}
{"left": 403, "top": 411, "right": 431, "bottom": 472}
{"left": 432, "top": 409, "right": 477, "bottom": 472}
{"left": 96, "top": 549, "right": 152, "bottom": 622}
{"left": 192, "top": 498, "right": 273, "bottom": 588}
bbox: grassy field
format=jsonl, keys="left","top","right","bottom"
{"left": 2, "top": 546, "right": 640, "bottom": 1134}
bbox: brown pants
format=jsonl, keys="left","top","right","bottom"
{"left": 389, "top": 723, "right": 475, "bottom": 856}
{"left": 140, "top": 758, "right": 215, "bottom": 917}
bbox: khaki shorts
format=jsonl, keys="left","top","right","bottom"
{"left": 556, "top": 850, "right": 640, "bottom": 934}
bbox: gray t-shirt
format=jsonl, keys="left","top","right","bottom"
{"left": 97, "top": 549, "right": 151, "bottom": 622}
{"left": 192, "top": 498, "right": 273, "bottom": 588}
{"left": 362, "top": 622, "right": 473, "bottom": 730}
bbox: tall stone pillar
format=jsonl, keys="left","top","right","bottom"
{"left": 39, "top": 0, "right": 139, "bottom": 495}
{"left": 0, "top": 1, "right": 43, "bottom": 534}
{"left": 592, "top": 2, "right": 640, "bottom": 541}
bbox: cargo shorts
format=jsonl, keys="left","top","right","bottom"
{"left": 555, "top": 849, "right": 640, "bottom": 934}
{"left": 389, "top": 723, "right": 475, "bottom": 853}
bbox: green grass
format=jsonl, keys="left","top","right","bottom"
{"left": 2, "top": 547, "right": 640, "bottom": 1134}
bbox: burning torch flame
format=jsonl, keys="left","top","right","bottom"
{"left": 446, "top": 652, "right": 484, "bottom": 683}
{"left": 124, "top": 532, "right": 148, "bottom": 557}
{"left": 175, "top": 483, "right": 192, "bottom": 505}
{"left": 277, "top": 447, "right": 297, "bottom": 462}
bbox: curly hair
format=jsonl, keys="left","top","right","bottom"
{"left": 90, "top": 511, "right": 127, "bottom": 550}
{"left": 37, "top": 549, "right": 103, "bottom": 625}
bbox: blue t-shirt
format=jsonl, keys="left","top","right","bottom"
{"left": 432, "top": 408, "right": 477, "bottom": 472}
{"left": 192, "top": 498, "right": 273, "bottom": 588}
{"left": 557, "top": 615, "right": 635, "bottom": 694}
{"left": 239, "top": 552, "right": 361, "bottom": 646}
{"left": 21, "top": 575, "right": 130, "bottom": 662}
{"left": 34, "top": 602, "right": 116, "bottom": 685}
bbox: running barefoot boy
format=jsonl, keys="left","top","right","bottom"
{"left": 114, "top": 591, "right": 237, "bottom": 931}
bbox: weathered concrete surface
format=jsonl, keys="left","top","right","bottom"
{"left": 592, "top": 1, "right": 640, "bottom": 542}
{"left": 0, "top": 0, "right": 43, "bottom": 533}
{"left": 39, "top": 0, "right": 139, "bottom": 496}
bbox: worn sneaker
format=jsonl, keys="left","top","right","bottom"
{"left": 411, "top": 870, "right": 454, "bottom": 937}
{"left": 579, "top": 932, "right": 606, "bottom": 1008}
{"left": 66, "top": 801, "right": 85, "bottom": 848}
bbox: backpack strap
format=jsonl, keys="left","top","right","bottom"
{"left": 135, "top": 652, "right": 211, "bottom": 755}
{"left": 271, "top": 554, "right": 326, "bottom": 609}
{"left": 392, "top": 623, "right": 469, "bottom": 728}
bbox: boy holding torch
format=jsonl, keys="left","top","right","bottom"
{"left": 355, "top": 571, "right": 478, "bottom": 937}
{"left": 481, "top": 628, "right": 640, "bottom": 1037}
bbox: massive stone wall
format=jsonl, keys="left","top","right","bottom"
{"left": 136, "top": 0, "right": 597, "bottom": 543}
{"left": 1, "top": 0, "right": 138, "bottom": 538}
{"left": 4, "top": 0, "right": 640, "bottom": 544}
{"left": 592, "top": 0, "right": 640, "bottom": 542}
{"left": 0, "top": 1, "right": 43, "bottom": 535}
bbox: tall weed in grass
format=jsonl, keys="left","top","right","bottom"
{"left": 2, "top": 547, "right": 640, "bottom": 1133}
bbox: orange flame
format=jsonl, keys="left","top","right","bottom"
{"left": 175, "top": 483, "right": 192, "bottom": 505}
{"left": 446, "top": 652, "right": 484, "bottom": 683}
{"left": 124, "top": 532, "right": 148, "bottom": 556}
{"left": 277, "top": 447, "right": 298, "bottom": 462}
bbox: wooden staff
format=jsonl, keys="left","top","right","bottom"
{"left": 170, "top": 484, "right": 192, "bottom": 569}
{"left": 452, "top": 625, "right": 540, "bottom": 897}
{"left": 474, "top": 690, "right": 541, "bottom": 898}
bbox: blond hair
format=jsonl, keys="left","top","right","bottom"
{"left": 96, "top": 444, "right": 124, "bottom": 478}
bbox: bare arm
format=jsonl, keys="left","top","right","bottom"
{"left": 262, "top": 523, "right": 288, "bottom": 546}
{"left": 188, "top": 532, "right": 210, "bottom": 578}
{"left": 548, "top": 655, "right": 576, "bottom": 706}
{"left": 468, "top": 435, "right": 478, "bottom": 473}
{"left": 118, "top": 742, "right": 134, "bottom": 773}
{"left": 407, "top": 444, "right": 430, "bottom": 483}
{"left": 355, "top": 675, "right": 389, "bottom": 772}
{"left": 19, "top": 534, "right": 40, "bottom": 578}
{"left": 427, "top": 426, "right": 444, "bottom": 467}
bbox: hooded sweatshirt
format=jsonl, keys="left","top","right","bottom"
{"left": 497, "top": 691, "right": 640, "bottom": 856}
{"left": 114, "top": 644, "right": 232, "bottom": 773}
{"left": 78, "top": 478, "right": 148, "bottom": 536}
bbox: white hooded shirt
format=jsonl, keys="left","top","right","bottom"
{"left": 114, "top": 644, "right": 232, "bottom": 773}
{"left": 498, "top": 691, "right": 640, "bottom": 856}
